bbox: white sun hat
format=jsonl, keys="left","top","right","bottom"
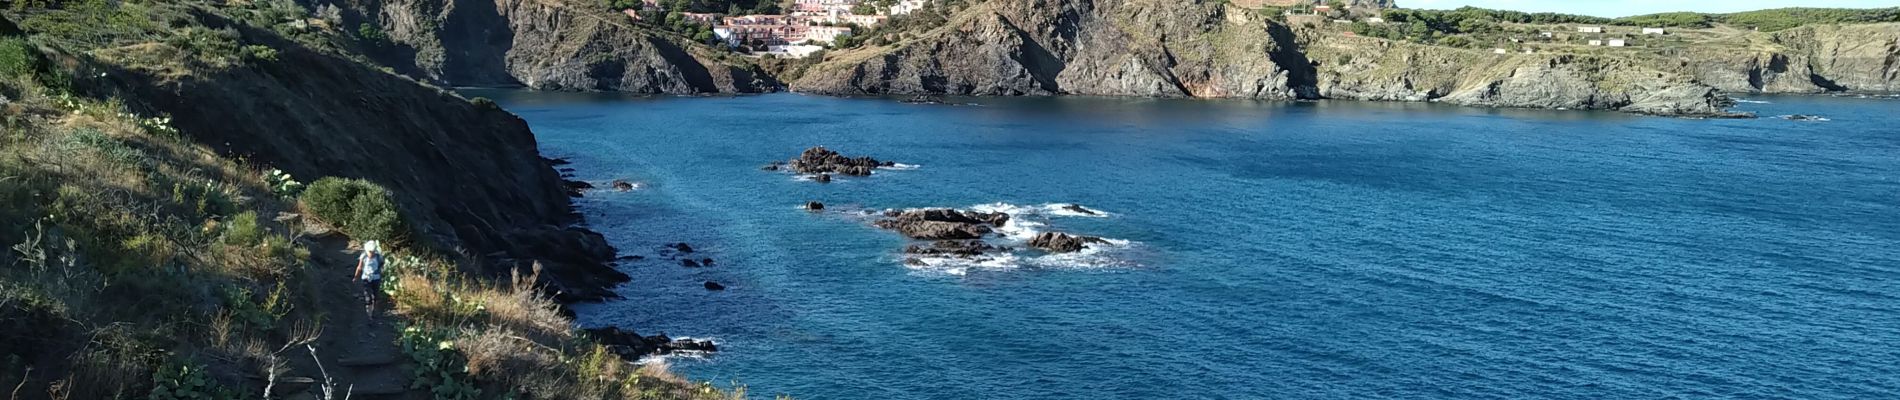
{"left": 362, "top": 240, "right": 381, "bottom": 253}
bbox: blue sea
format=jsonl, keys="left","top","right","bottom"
{"left": 468, "top": 90, "right": 1900, "bottom": 399}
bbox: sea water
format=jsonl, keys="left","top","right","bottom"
{"left": 468, "top": 90, "right": 1899, "bottom": 399}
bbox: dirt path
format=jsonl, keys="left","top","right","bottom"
{"left": 273, "top": 234, "right": 418, "bottom": 399}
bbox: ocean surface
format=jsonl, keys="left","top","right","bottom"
{"left": 468, "top": 90, "right": 1900, "bottom": 399}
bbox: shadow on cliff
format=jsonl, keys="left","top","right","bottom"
{"left": 73, "top": 10, "right": 627, "bottom": 302}
{"left": 1265, "top": 23, "right": 1321, "bottom": 99}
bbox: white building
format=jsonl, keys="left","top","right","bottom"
{"left": 1577, "top": 26, "right": 1603, "bottom": 33}
{"left": 1492, "top": 48, "right": 1508, "bottom": 54}
{"left": 1608, "top": 39, "right": 1627, "bottom": 47}
{"left": 765, "top": 44, "right": 826, "bottom": 58}
{"left": 889, "top": 0, "right": 927, "bottom": 15}
{"left": 1588, "top": 39, "right": 1603, "bottom": 46}
{"left": 1539, "top": 31, "right": 1554, "bottom": 38}
{"left": 1642, "top": 27, "right": 1666, "bottom": 35}
{"left": 1366, "top": 17, "right": 1384, "bottom": 23}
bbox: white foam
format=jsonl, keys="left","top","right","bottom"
{"left": 880, "top": 163, "right": 921, "bottom": 170}
{"left": 1734, "top": 99, "right": 1771, "bottom": 104}
{"left": 1778, "top": 115, "right": 1830, "bottom": 121}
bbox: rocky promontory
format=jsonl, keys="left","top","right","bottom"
{"left": 789, "top": 0, "right": 1748, "bottom": 117}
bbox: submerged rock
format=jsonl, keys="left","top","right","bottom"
{"left": 703, "top": 281, "right": 726, "bottom": 291}
{"left": 681, "top": 259, "right": 701, "bottom": 268}
{"left": 1028, "top": 232, "right": 1107, "bottom": 253}
{"left": 611, "top": 180, "right": 636, "bottom": 192}
{"left": 806, "top": 201, "right": 825, "bottom": 210}
{"left": 587, "top": 327, "right": 718, "bottom": 361}
{"left": 1061, "top": 204, "right": 1099, "bottom": 215}
{"left": 814, "top": 173, "right": 832, "bottom": 183}
{"left": 905, "top": 240, "right": 1002, "bottom": 257}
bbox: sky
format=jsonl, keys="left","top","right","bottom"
{"left": 1399, "top": 0, "right": 1898, "bottom": 17}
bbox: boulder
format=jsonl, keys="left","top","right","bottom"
{"left": 814, "top": 173, "right": 832, "bottom": 183}
{"left": 805, "top": 201, "right": 825, "bottom": 210}
{"left": 703, "top": 281, "right": 726, "bottom": 291}
{"left": 1028, "top": 232, "right": 1106, "bottom": 253}
{"left": 611, "top": 180, "right": 636, "bottom": 192}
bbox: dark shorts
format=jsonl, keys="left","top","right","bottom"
{"left": 362, "top": 279, "right": 381, "bottom": 302}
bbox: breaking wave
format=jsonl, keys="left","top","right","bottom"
{"left": 1734, "top": 99, "right": 1771, "bottom": 104}
{"left": 895, "top": 202, "right": 1140, "bottom": 274}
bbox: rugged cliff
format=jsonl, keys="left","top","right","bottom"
{"left": 1675, "top": 23, "right": 1900, "bottom": 94}
{"left": 80, "top": 7, "right": 628, "bottom": 300}
{"left": 791, "top": 0, "right": 1736, "bottom": 116}
{"left": 325, "top": 0, "right": 775, "bottom": 93}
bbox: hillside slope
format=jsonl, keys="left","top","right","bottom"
{"left": 791, "top": 0, "right": 1737, "bottom": 116}
{"left": 1, "top": 2, "right": 726, "bottom": 398}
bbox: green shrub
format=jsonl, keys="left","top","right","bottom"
{"left": 300, "top": 177, "right": 410, "bottom": 243}
{"left": 0, "top": 38, "right": 42, "bottom": 80}
{"left": 468, "top": 97, "right": 499, "bottom": 110}
{"left": 220, "top": 211, "right": 264, "bottom": 246}
{"left": 147, "top": 361, "right": 239, "bottom": 400}
{"left": 240, "top": 44, "right": 278, "bottom": 62}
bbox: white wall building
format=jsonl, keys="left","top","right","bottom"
{"left": 1642, "top": 28, "right": 1666, "bottom": 35}
{"left": 889, "top": 0, "right": 928, "bottom": 15}
{"left": 1577, "top": 26, "right": 1603, "bottom": 33}
{"left": 1608, "top": 39, "right": 1627, "bottom": 47}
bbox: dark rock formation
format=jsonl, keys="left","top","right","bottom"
{"left": 700, "top": 257, "right": 715, "bottom": 266}
{"left": 1028, "top": 232, "right": 1107, "bottom": 253}
{"left": 670, "top": 243, "right": 695, "bottom": 253}
{"left": 1061, "top": 204, "right": 1098, "bottom": 215}
{"left": 906, "top": 240, "right": 1003, "bottom": 257}
{"left": 330, "top": 0, "right": 775, "bottom": 93}
{"left": 681, "top": 259, "right": 701, "bottom": 268}
{"left": 703, "top": 281, "right": 726, "bottom": 291}
{"left": 806, "top": 201, "right": 825, "bottom": 210}
{"left": 586, "top": 327, "right": 718, "bottom": 361}
{"left": 611, "top": 180, "right": 636, "bottom": 192}
{"left": 814, "top": 173, "right": 832, "bottom": 183}
{"left": 873, "top": 209, "right": 1010, "bottom": 240}
{"left": 786, "top": 146, "right": 890, "bottom": 177}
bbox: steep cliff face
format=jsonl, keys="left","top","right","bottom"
{"left": 1678, "top": 24, "right": 1900, "bottom": 94}
{"left": 793, "top": 0, "right": 1732, "bottom": 116}
{"left": 328, "top": 0, "right": 774, "bottom": 93}
{"left": 83, "top": 12, "right": 627, "bottom": 300}
{"left": 794, "top": 0, "right": 1313, "bottom": 99}
{"left": 1304, "top": 35, "right": 1734, "bottom": 116}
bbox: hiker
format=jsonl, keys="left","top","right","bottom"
{"left": 353, "top": 240, "right": 385, "bottom": 315}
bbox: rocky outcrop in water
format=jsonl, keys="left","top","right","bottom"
{"left": 874, "top": 209, "right": 1011, "bottom": 240}
{"left": 586, "top": 327, "right": 717, "bottom": 360}
{"left": 1028, "top": 232, "right": 1107, "bottom": 253}
{"left": 906, "top": 240, "right": 1004, "bottom": 257}
{"left": 790, "top": 0, "right": 1744, "bottom": 116}
{"left": 333, "top": 0, "right": 775, "bottom": 93}
{"left": 785, "top": 146, "right": 896, "bottom": 177}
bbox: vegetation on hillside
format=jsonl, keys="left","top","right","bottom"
{"left": 1622, "top": 7, "right": 1900, "bottom": 31}
{"left": 0, "top": 1, "right": 746, "bottom": 399}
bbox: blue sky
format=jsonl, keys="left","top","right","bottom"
{"left": 1400, "top": 0, "right": 1897, "bottom": 17}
